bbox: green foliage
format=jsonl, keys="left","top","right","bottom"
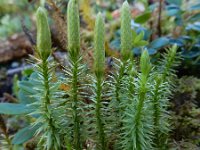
{"left": 65, "top": 1, "right": 83, "bottom": 149}
{"left": 0, "top": 0, "right": 32, "bottom": 39}
{"left": 93, "top": 13, "right": 107, "bottom": 149}
{"left": 0, "top": 103, "right": 30, "bottom": 115}
{"left": 26, "top": 6, "right": 62, "bottom": 150}
{"left": 132, "top": 31, "right": 148, "bottom": 48}
{"left": 0, "top": 1, "right": 180, "bottom": 149}
{"left": 121, "top": 50, "right": 154, "bottom": 150}
{"left": 12, "top": 124, "right": 40, "bottom": 145}
{"left": 135, "top": 11, "right": 151, "bottom": 24}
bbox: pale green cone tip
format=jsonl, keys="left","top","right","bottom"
{"left": 67, "top": 0, "right": 80, "bottom": 58}
{"left": 36, "top": 7, "right": 52, "bottom": 60}
{"left": 94, "top": 12, "right": 105, "bottom": 78}
{"left": 121, "top": 1, "right": 132, "bottom": 61}
{"left": 140, "top": 50, "right": 151, "bottom": 76}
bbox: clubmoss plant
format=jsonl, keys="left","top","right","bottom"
{"left": 152, "top": 45, "right": 179, "bottom": 148}
{"left": 114, "top": 0, "right": 133, "bottom": 107}
{"left": 121, "top": 50, "right": 154, "bottom": 150}
{"left": 93, "top": 13, "right": 106, "bottom": 149}
{"left": 32, "top": 7, "right": 61, "bottom": 150}
{"left": 109, "top": 1, "right": 133, "bottom": 146}
{"left": 2, "top": 1, "right": 180, "bottom": 149}
{"left": 64, "top": 0, "right": 83, "bottom": 149}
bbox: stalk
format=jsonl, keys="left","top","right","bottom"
{"left": 121, "top": 50, "right": 152, "bottom": 150}
{"left": 67, "top": 0, "right": 81, "bottom": 149}
{"left": 152, "top": 45, "right": 178, "bottom": 148}
{"left": 36, "top": 7, "right": 60, "bottom": 149}
{"left": 71, "top": 59, "right": 81, "bottom": 150}
{"left": 95, "top": 78, "right": 106, "bottom": 149}
{"left": 152, "top": 76, "right": 162, "bottom": 146}
{"left": 94, "top": 13, "right": 106, "bottom": 149}
{"left": 134, "top": 51, "right": 151, "bottom": 149}
{"left": 112, "top": 2, "right": 133, "bottom": 146}
{"left": 41, "top": 59, "right": 60, "bottom": 150}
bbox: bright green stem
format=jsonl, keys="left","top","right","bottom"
{"left": 127, "top": 61, "right": 135, "bottom": 102}
{"left": 134, "top": 50, "right": 151, "bottom": 149}
{"left": 152, "top": 78, "right": 162, "bottom": 140}
{"left": 41, "top": 59, "right": 59, "bottom": 149}
{"left": 67, "top": 0, "right": 81, "bottom": 149}
{"left": 94, "top": 13, "right": 106, "bottom": 149}
{"left": 115, "top": 62, "right": 126, "bottom": 103}
{"left": 134, "top": 78, "right": 148, "bottom": 150}
{"left": 95, "top": 77, "right": 106, "bottom": 150}
{"left": 153, "top": 87, "right": 160, "bottom": 128}
{"left": 71, "top": 58, "right": 81, "bottom": 150}
{"left": 42, "top": 60, "right": 50, "bottom": 105}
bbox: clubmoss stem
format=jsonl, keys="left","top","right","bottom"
{"left": 67, "top": 0, "right": 81, "bottom": 149}
{"left": 94, "top": 13, "right": 106, "bottom": 149}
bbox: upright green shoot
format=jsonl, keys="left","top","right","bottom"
{"left": 121, "top": 1, "right": 132, "bottom": 62}
{"left": 93, "top": 13, "right": 106, "bottom": 150}
{"left": 66, "top": 0, "right": 82, "bottom": 149}
{"left": 35, "top": 7, "right": 61, "bottom": 150}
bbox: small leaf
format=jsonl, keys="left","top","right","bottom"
{"left": 18, "top": 90, "right": 36, "bottom": 104}
{"left": 166, "top": 0, "right": 182, "bottom": 6}
{"left": 186, "top": 22, "right": 200, "bottom": 32}
{"left": 135, "top": 12, "right": 151, "bottom": 24}
{"left": 18, "top": 81, "right": 37, "bottom": 94}
{"left": 134, "top": 31, "right": 144, "bottom": 44}
{"left": 189, "top": 3, "right": 200, "bottom": 11}
{"left": 167, "top": 8, "right": 181, "bottom": 16}
{"left": 182, "top": 50, "right": 200, "bottom": 59}
{"left": 149, "top": 37, "right": 169, "bottom": 49}
{"left": 12, "top": 124, "right": 41, "bottom": 144}
{"left": 135, "top": 41, "right": 148, "bottom": 47}
{"left": 0, "top": 103, "right": 30, "bottom": 115}
{"left": 147, "top": 48, "right": 158, "bottom": 55}
{"left": 188, "top": 13, "right": 200, "bottom": 22}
